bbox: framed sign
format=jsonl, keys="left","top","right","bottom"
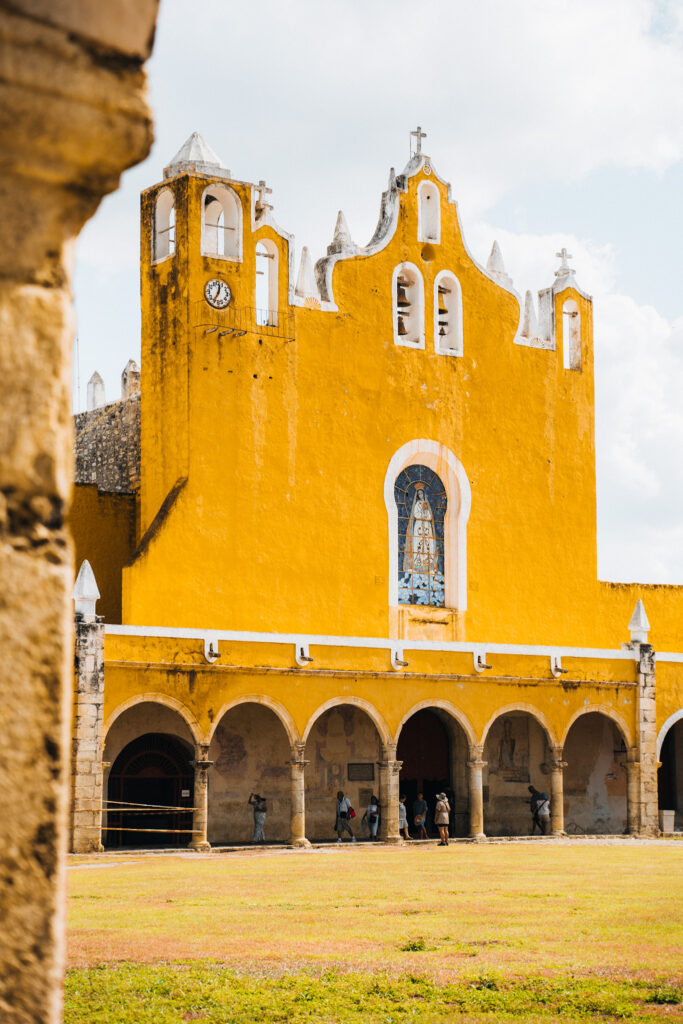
{"left": 347, "top": 763, "right": 374, "bottom": 782}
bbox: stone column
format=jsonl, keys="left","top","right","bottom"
{"left": 378, "top": 743, "right": 402, "bottom": 843}
{"left": 626, "top": 750, "right": 641, "bottom": 835}
{"left": 636, "top": 644, "right": 659, "bottom": 835}
{"left": 288, "top": 742, "right": 311, "bottom": 847}
{"left": 467, "top": 745, "right": 487, "bottom": 839}
{"left": 189, "top": 747, "right": 212, "bottom": 852}
{"left": 0, "top": 6, "right": 158, "bottom": 1022}
{"left": 70, "top": 567, "right": 105, "bottom": 852}
{"left": 549, "top": 746, "right": 567, "bottom": 836}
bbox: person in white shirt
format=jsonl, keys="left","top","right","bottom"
{"left": 362, "top": 795, "right": 380, "bottom": 840}
{"left": 335, "top": 790, "right": 356, "bottom": 842}
{"left": 398, "top": 794, "right": 411, "bottom": 840}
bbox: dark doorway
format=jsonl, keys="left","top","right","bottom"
{"left": 658, "top": 722, "right": 682, "bottom": 825}
{"left": 397, "top": 709, "right": 451, "bottom": 835}
{"left": 105, "top": 732, "right": 194, "bottom": 848}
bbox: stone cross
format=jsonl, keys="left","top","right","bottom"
{"left": 555, "top": 247, "right": 573, "bottom": 273}
{"left": 411, "top": 126, "right": 427, "bottom": 157}
{"left": 256, "top": 179, "right": 272, "bottom": 211}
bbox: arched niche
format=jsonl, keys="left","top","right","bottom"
{"left": 481, "top": 709, "right": 554, "bottom": 836}
{"left": 563, "top": 712, "right": 628, "bottom": 835}
{"left": 384, "top": 440, "right": 471, "bottom": 610}
{"left": 201, "top": 184, "right": 241, "bottom": 260}
{"left": 657, "top": 712, "right": 683, "bottom": 830}
{"left": 562, "top": 298, "right": 581, "bottom": 370}
{"left": 153, "top": 188, "right": 175, "bottom": 262}
{"left": 417, "top": 180, "right": 440, "bottom": 244}
{"left": 303, "top": 700, "right": 387, "bottom": 841}
{"left": 434, "top": 270, "right": 463, "bottom": 356}
{"left": 392, "top": 262, "right": 424, "bottom": 348}
{"left": 207, "top": 701, "right": 293, "bottom": 845}
{"left": 255, "top": 238, "right": 278, "bottom": 325}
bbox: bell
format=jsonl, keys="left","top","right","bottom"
{"left": 439, "top": 326, "right": 446, "bottom": 336}
{"left": 397, "top": 316, "right": 408, "bottom": 336}
{"left": 396, "top": 285, "right": 410, "bottom": 306}
{"left": 438, "top": 285, "right": 448, "bottom": 295}
{"left": 439, "top": 306, "right": 447, "bottom": 315}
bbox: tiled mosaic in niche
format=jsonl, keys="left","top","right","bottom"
{"left": 395, "top": 465, "right": 446, "bottom": 606}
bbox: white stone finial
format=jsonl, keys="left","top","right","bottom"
{"left": 554, "top": 247, "right": 573, "bottom": 277}
{"left": 73, "top": 560, "right": 100, "bottom": 620}
{"left": 164, "top": 132, "right": 230, "bottom": 180}
{"left": 121, "top": 358, "right": 140, "bottom": 398}
{"left": 388, "top": 166, "right": 397, "bottom": 190}
{"left": 295, "top": 246, "right": 320, "bottom": 300}
{"left": 521, "top": 291, "right": 539, "bottom": 339}
{"left": 255, "top": 179, "right": 273, "bottom": 216}
{"left": 487, "top": 240, "right": 506, "bottom": 275}
{"left": 327, "top": 210, "right": 358, "bottom": 256}
{"left": 628, "top": 599, "right": 650, "bottom": 644}
{"left": 86, "top": 371, "right": 105, "bottom": 411}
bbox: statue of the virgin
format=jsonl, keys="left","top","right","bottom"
{"left": 403, "top": 486, "right": 439, "bottom": 573}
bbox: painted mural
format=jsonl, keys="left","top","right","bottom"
{"left": 488, "top": 716, "right": 530, "bottom": 783}
{"left": 395, "top": 464, "right": 446, "bottom": 606}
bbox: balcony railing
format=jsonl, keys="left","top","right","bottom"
{"left": 194, "top": 302, "right": 294, "bottom": 342}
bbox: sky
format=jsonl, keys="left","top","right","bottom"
{"left": 73, "top": 0, "right": 683, "bottom": 584}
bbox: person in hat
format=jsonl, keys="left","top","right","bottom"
{"left": 434, "top": 791, "right": 451, "bottom": 845}
{"left": 248, "top": 792, "right": 267, "bottom": 843}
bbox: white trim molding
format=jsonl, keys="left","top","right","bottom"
{"left": 384, "top": 439, "right": 471, "bottom": 611}
{"left": 657, "top": 709, "right": 683, "bottom": 757}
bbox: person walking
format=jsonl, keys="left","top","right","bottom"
{"left": 362, "top": 794, "right": 380, "bottom": 841}
{"left": 528, "top": 786, "right": 545, "bottom": 835}
{"left": 536, "top": 792, "right": 551, "bottom": 835}
{"left": 398, "top": 794, "right": 411, "bottom": 841}
{"left": 248, "top": 792, "right": 267, "bottom": 843}
{"left": 335, "top": 790, "right": 356, "bottom": 842}
{"left": 435, "top": 791, "right": 451, "bottom": 845}
{"left": 412, "top": 792, "right": 429, "bottom": 840}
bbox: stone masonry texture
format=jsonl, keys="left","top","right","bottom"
{"left": 0, "top": 2, "right": 158, "bottom": 1022}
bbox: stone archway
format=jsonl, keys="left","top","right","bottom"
{"left": 396, "top": 708, "right": 470, "bottom": 837}
{"left": 207, "top": 702, "right": 293, "bottom": 845}
{"left": 657, "top": 717, "right": 683, "bottom": 831}
{"left": 303, "top": 703, "right": 385, "bottom": 841}
{"left": 563, "top": 712, "right": 628, "bottom": 835}
{"left": 482, "top": 710, "right": 553, "bottom": 836}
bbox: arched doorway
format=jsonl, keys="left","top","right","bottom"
{"left": 106, "top": 732, "right": 194, "bottom": 848}
{"left": 207, "top": 703, "right": 292, "bottom": 845}
{"left": 564, "top": 713, "right": 628, "bottom": 834}
{"left": 483, "top": 711, "right": 552, "bottom": 836}
{"left": 304, "top": 704, "right": 384, "bottom": 841}
{"left": 103, "top": 700, "right": 197, "bottom": 849}
{"left": 396, "top": 709, "right": 469, "bottom": 836}
{"left": 658, "top": 718, "right": 683, "bottom": 830}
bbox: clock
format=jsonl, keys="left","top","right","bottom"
{"left": 204, "top": 279, "right": 231, "bottom": 309}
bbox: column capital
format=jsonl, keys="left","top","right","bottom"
{"left": 191, "top": 760, "right": 214, "bottom": 772}
{"left": 467, "top": 743, "right": 485, "bottom": 762}
{"left": 288, "top": 757, "right": 309, "bottom": 770}
{"left": 377, "top": 759, "right": 403, "bottom": 775}
{"left": 550, "top": 759, "right": 568, "bottom": 772}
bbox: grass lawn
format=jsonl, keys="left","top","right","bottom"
{"left": 64, "top": 842, "right": 683, "bottom": 1022}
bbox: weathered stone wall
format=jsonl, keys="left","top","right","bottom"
{"left": 563, "top": 715, "right": 627, "bottom": 834}
{"left": 74, "top": 392, "right": 141, "bottom": 494}
{"left": 0, "top": 2, "right": 158, "bottom": 1021}
{"left": 71, "top": 614, "right": 105, "bottom": 852}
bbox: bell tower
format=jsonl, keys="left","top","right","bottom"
{"left": 138, "top": 133, "right": 292, "bottom": 537}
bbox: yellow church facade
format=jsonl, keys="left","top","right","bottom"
{"left": 69, "top": 131, "right": 683, "bottom": 851}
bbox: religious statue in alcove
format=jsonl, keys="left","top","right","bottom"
{"left": 490, "top": 717, "right": 530, "bottom": 782}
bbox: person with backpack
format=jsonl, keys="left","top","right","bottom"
{"left": 434, "top": 792, "right": 451, "bottom": 845}
{"left": 335, "top": 790, "right": 356, "bottom": 842}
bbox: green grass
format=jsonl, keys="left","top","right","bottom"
{"left": 64, "top": 964, "right": 682, "bottom": 1023}
{"left": 65, "top": 844, "right": 683, "bottom": 1022}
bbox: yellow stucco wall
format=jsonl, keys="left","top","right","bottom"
{"left": 70, "top": 484, "right": 136, "bottom": 624}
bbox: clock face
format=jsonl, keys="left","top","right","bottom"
{"left": 204, "top": 279, "right": 232, "bottom": 309}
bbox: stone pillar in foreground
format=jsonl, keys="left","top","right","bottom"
{"left": 626, "top": 751, "right": 641, "bottom": 835}
{"left": 636, "top": 643, "right": 659, "bottom": 835}
{"left": 70, "top": 561, "right": 105, "bottom": 852}
{"left": 378, "top": 743, "right": 402, "bottom": 843}
{"left": 0, "top": 5, "right": 158, "bottom": 1022}
{"left": 467, "top": 745, "right": 486, "bottom": 839}
{"left": 189, "top": 747, "right": 212, "bottom": 852}
{"left": 549, "top": 746, "right": 567, "bottom": 836}
{"left": 289, "top": 743, "right": 311, "bottom": 847}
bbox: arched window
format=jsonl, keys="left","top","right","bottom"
{"left": 562, "top": 298, "right": 581, "bottom": 370}
{"left": 417, "top": 181, "right": 440, "bottom": 243}
{"left": 393, "top": 262, "right": 424, "bottom": 348}
{"left": 201, "top": 185, "right": 241, "bottom": 260}
{"left": 434, "top": 271, "right": 463, "bottom": 356}
{"left": 153, "top": 188, "right": 175, "bottom": 262}
{"left": 395, "top": 465, "right": 447, "bottom": 607}
{"left": 255, "top": 239, "right": 278, "bottom": 326}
